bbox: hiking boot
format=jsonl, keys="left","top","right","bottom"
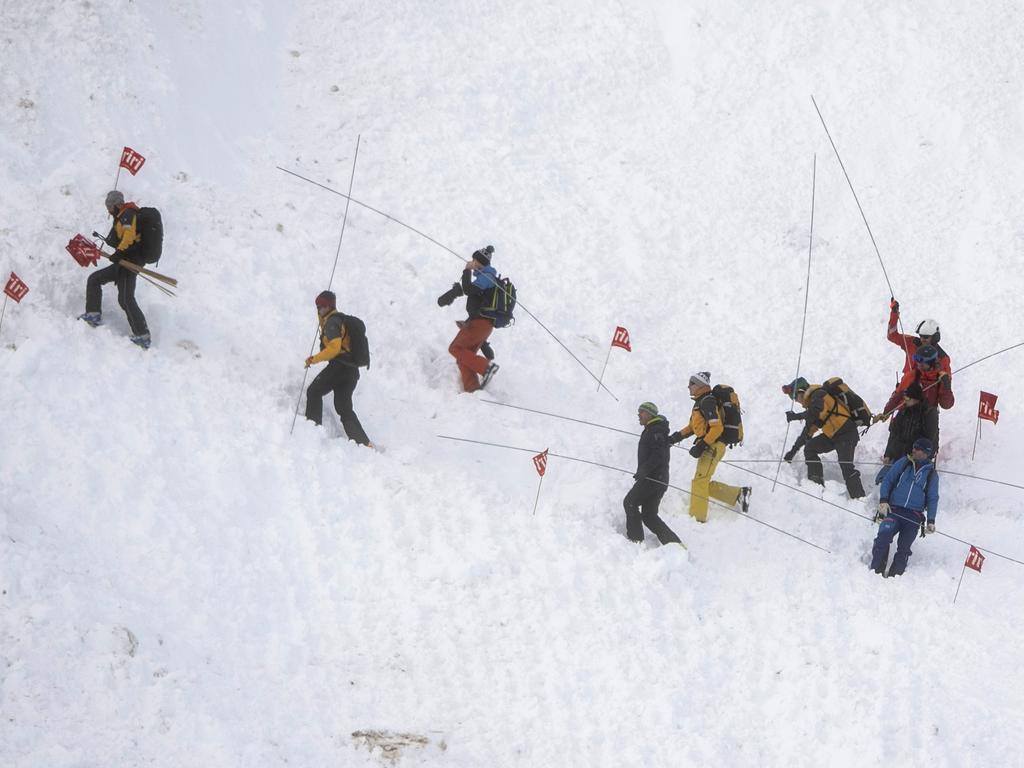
{"left": 739, "top": 486, "right": 752, "bottom": 513}
{"left": 78, "top": 312, "right": 102, "bottom": 327}
{"left": 480, "top": 361, "right": 500, "bottom": 389}
{"left": 130, "top": 333, "right": 151, "bottom": 350}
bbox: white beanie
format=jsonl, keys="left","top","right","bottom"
{"left": 689, "top": 371, "right": 711, "bottom": 388}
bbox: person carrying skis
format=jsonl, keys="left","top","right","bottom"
{"left": 304, "top": 290, "right": 372, "bottom": 447}
{"left": 886, "top": 298, "right": 951, "bottom": 375}
{"left": 78, "top": 190, "right": 152, "bottom": 349}
{"left": 782, "top": 376, "right": 866, "bottom": 499}
{"left": 870, "top": 437, "right": 939, "bottom": 577}
{"left": 437, "top": 245, "right": 500, "bottom": 392}
{"left": 624, "top": 402, "right": 683, "bottom": 546}
{"left": 872, "top": 381, "right": 939, "bottom": 483}
{"left": 668, "top": 372, "right": 751, "bottom": 523}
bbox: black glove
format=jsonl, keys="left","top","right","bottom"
{"left": 667, "top": 432, "right": 683, "bottom": 445}
{"left": 783, "top": 446, "right": 798, "bottom": 463}
{"left": 785, "top": 411, "right": 802, "bottom": 422}
{"left": 689, "top": 440, "right": 707, "bottom": 458}
{"left": 890, "top": 297, "right": 899, "bottom": 313}
{"left": 110, "top": 251, "right": 123, "bottom": 264}
{"left": 437, "top": 283, "right": 461, "bottom": 307}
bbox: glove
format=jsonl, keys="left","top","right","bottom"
{"left": 783, "top": 447, "right": 798, "bottom": 463}
{"left": 437, "top": 283, "right": 461, "bottom": 307}
{"left": 871, "top": 412, "right": 890, "bottom": 424}
{"left": 689, "top": 440, "right": 707, "bottom": 458}
{"left": 890, "top": 297, "right": 899, "bottom": 313}
{"left": 110, "top": 251, "right": 123, "bottom": 264}
{"left": 785, "top": 410, "right": 802, "bottom": 422}
{"left": 667, "top": 432, "right": 683, "bottom": 445}
{"left": 875, "top": 502, "right": 890, "bottom": 522}
{"left": 926, "top": 522, "right": 935, "bottom": 534}
{"left": 304, "top": 356, "right": 314, "bottom": 369}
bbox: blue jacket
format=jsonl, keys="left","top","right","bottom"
{"left": 880, "top": 456, "right": 939, "bottom": 522}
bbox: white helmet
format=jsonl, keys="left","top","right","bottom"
{"left": 916, "top": 319, "right": 939, "bottom": 337}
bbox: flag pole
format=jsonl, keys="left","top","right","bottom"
{"left": 0, "top": 293, "right": 9, "bottom": 337}
{"left": 113, "top": 163, "right": 122, "bottom": 192}
{"left": 532, "top": 473, "right": 545, "bottom": 515}
{"left": 596, "top": 343, "right": 613, "bottom": 392}
{"left": 971, "top": 412, "right": 981, "bottom": 461}
{"left": 953, "top": 561, "right": 968, "bottom": 604}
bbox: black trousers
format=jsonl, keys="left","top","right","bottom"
{"left": 623, "top": 479, "right": 681, "bottom": 545}
{"left": 305, "top": 362, "right": 370, "bottom": 445}
{"left": 85, "top": 263, "right": 149, "bottom": 336}
{"left": 804, "top": 425, "right": 865, "bottom": 498}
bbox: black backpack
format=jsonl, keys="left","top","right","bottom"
{"left": 137, "top": 207, "right": 163, "bottom": 264}
{"left": 479, "top": 275, "right": 516, "bottom": 328}
{"left": 823, "top": 376, "right": 872, "bottom": 427}
{"left": 343, "top": 314, "right": 371, "bottom": 368}
{"left": 711, "top": 384, "right": 744, "bottom": 447}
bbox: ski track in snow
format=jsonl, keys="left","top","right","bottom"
{"left": 2, "top": 1, "right": 1023, "bottom": 766}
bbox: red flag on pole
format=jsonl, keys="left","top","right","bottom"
{"left": 965, "top": 545, "right": 986, "bottom": 573}
{"left": 120, "top": 146, "right": 146, "bottom": 175}
{"left": 532, "top": 449, "right": 549, "bottom": 477}
{"left": 611, "top": 326, "right": 631, "bottom": 352}
{"left": 66, "top": 234, "right": 102, "bottom": 267}
{"left": 978, "top": 391, "right": 1000, "bottom": 424}
{"left": 4, "top": 272, "right": 29, "bottom": 303}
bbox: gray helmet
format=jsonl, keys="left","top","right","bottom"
{"left": 105, "top": 190, "right": 125, "bottom": 210}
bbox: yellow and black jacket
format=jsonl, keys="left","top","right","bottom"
{"left": 673, "top": 387, "right": 724, "bottom": 445}
{"left": 104, "top": 203, "right": 144, "bottom": 263}
{"left": 798, "top": 384, "right": 852, "bottom": 438}
{"left": 309, "top": 310, "right": 353, "bottom": 365}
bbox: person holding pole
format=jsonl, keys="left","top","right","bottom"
{"left": 870, "top": 438, "right": 938, "bottom": 577}
{"left": 668, "top": 372, "right": 751, "bottom": 523}
{"left": 437, "top": 245, "right": 500, "bottom": 392}
{"left": 304, "top": 290, "right": 372, "bottom": 447}
{"left": 887, "top": 299, "right": 951, "bottom": 375}
{"left": 624, "top": 402, "right": 682, "bottom": 546}
{"left": 872, "top": 382, "right": 939, "bottom": 483}
{"left": 78, "top": 190, "right": 153, "bottom": 349}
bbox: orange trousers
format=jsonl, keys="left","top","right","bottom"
{"left": 448, "top": 318, "right": 493, "bottom": 392}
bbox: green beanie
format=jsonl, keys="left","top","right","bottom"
{"left": 638, "top": 401, "right": 659, "bottom": 417}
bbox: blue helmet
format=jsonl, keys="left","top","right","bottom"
{"left": 912, "top": 345, "right": 938, "bottom": 365}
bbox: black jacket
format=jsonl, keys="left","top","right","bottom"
{"left": 635, "top": 416, "right": 671, "bottom": 484}
{"left": 884, "top": 401, "right": 940, "bottom": 460}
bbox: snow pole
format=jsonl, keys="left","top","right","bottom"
{"left": 971, "top": 415, "right": 981, "bottom": 461}
{"left": 277, "top": 166, "right": 619, "bottom": 401}
{"left": 290, "top": 136, "right": 361, "bottom": 435}
{"left": 596, "top": 345, "right": 613, "bottom": 393}
{"left": 0, "top": 293, "right": 8, "bottom": 338}
{"left": 438, "top": 434, "right": 831, "bottom": 553}
{"left": 774, "top": 154, "right": 816, "bottom": 493}
{"left": 952, "top": 561, "right": 968, "bottom": 604}
{"left": 531, "top": 449, "right": 548, "bottom": 515}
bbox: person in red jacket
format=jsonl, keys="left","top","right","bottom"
{"left": 880, "top": 345, "right": 954, "bottom": 418}
{"left": 886, "top": 298, "right": 951, "bottom": 375}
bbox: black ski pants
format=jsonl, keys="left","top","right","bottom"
{"left": 804, "top": 424, "right": 865, "bottom": 498}
{"left": 85, "top": 263, "right": 149, "bottom": 336}
{"left": 623, "top": 479, "right": 681, "bottom": 545}
{"left": 305, "top": 361, "right": 370, "bottom": 445}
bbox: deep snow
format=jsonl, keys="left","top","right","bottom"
{"left": 2, "top": 1, "right": 1023, "bottom": 766}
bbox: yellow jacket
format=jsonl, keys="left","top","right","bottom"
{"left": 800, "top": 384, "right": 851, "bottom": 438}
{"left": 674, "top": 387, "right": 724, "bottom": 444}
{"left": 309, "top": 310, "right": 351, "bottom": 364}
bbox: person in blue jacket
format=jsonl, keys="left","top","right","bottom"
{"left": 870, "top": 437, "right": 939, "bottom": 577}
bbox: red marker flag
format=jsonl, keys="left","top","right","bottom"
{"left": 4, "top": 272, "right": 29, "bottom": 303}
{"left": 978, "top": 391, "right": 999, "bottom": 424}
{"left": 66, "top": 234, "right": 102, "bottom": 267}
{"left": 965, "top": 545, "right": 986, "bottom": 573}
{"left": 120, "top": 146, "right": 146, "bottom": 175}
{"left": 611, "top": 326, "right": 631, "bottom": 352}
{"left": 532, "top": 449, "right": 549, "bottom": 477}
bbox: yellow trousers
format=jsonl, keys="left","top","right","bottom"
{"left": 689, "top": 441, "right": 741, "bottom": 523}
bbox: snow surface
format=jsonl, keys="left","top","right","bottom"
{"left": 2, "top": 1, "right": 1023, "bottom": 766}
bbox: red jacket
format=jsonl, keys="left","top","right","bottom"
{"left": 887, "top": 307, "right": 951, "bottom": 375}
{"left": 883, "top": 365, "right": 955, "bottom": 414}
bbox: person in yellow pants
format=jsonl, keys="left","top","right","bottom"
{"left": 669, "top": 371, "right": 751, "bottom": 523}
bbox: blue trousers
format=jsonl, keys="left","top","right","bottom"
{"left": 870, "top": 506, "right": 923, "bottom": 576}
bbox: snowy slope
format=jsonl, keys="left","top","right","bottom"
{"left": 2, "top": 1, "right": 1023, "bottom": 766}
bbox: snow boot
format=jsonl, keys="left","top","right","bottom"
{"left": 480, "top": 361, "right": 500, "bottom": 389}
{"left": 130, "top": 332, "right": 151, "bottom": 350}
{"left": 78, "top": 312, "right": 102, "bottom": 327}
